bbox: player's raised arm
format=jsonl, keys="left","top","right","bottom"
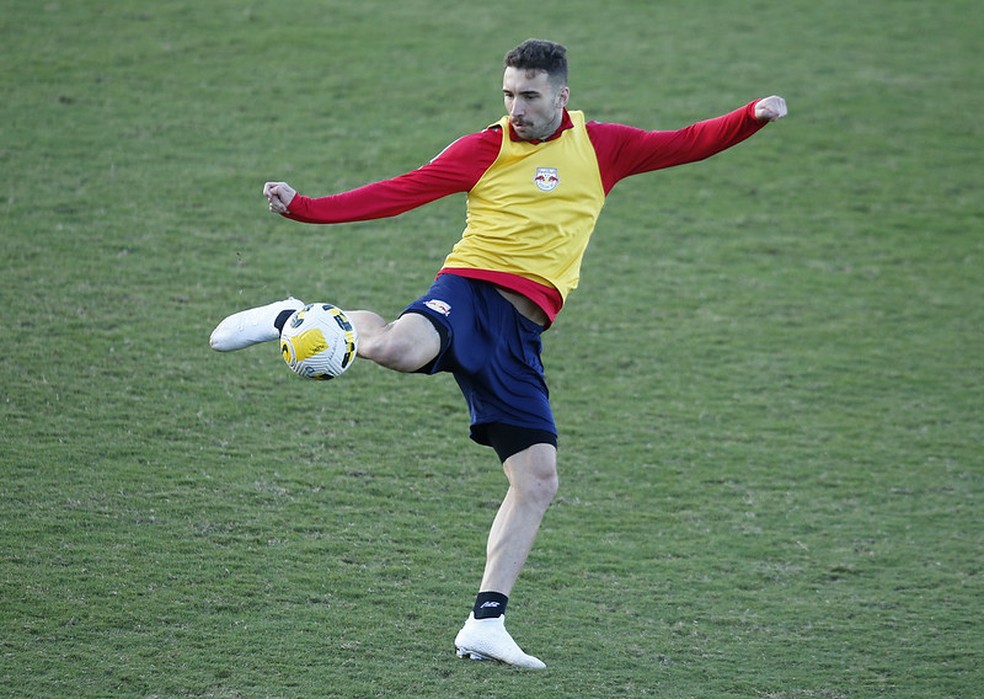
{"left": 263, "top": 181, "right": 297, "bottom": 214}
{"left": 754, "top": 95, "right": 787, "bottom": 122}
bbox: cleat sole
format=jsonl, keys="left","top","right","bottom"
{"left": 456, "top": 647, "right": 493, "bottom": 662}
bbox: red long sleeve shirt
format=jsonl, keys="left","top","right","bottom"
{"left": 285, "top": 100, "right": 767, "bottom": 322}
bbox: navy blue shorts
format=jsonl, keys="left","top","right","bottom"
{"left": 402, "top": 274, "right": 556, "bottom": 449}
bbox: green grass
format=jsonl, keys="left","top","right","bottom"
{"left": 2, "top": 0, "right": 981, "bottom": 697}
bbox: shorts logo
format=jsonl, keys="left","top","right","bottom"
{"left": 424, "top": 298, "right": 452, "bottom": 316}
{"left": 533, "top": 167, "right": 560, "bottom": 192}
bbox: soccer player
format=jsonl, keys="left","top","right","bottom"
{"left": 210, "top": 39, "right": 787, "bottom": 669}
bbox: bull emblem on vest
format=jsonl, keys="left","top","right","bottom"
{"left": 533, "top": 167, "right": 560, "bottom": 192}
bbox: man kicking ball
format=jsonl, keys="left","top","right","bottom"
{"left": 211, "top": 38, "right": 787, "bottom": 668}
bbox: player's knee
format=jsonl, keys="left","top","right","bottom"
{"left": 506, "top": 445, "right": 559, "bottom": 506}
{"left": 524, "top": 468, "right": 558, "bottom": 509}
{"left": 539, "top": 465, "right": 560, "bottom": 502}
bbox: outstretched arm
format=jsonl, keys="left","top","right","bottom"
{"left": 260, "top": 128, "right": 501, "bottom": 225}
{"left": 589, "top": 96, "right": 788, "bottom": 192}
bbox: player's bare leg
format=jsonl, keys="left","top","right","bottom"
{"left": 454, "top": 443, "right": 557, "bottom": 669}
{"left": 346, "top": 310, "right": 441, "bottom": 373}
{"left": 481, "top": 443, "right": 558, "bottom": 595}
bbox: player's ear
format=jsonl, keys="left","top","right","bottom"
{"left": 557, "top": 85, "right": 570, "bottom": 108}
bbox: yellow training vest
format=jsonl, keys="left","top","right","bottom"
{"left": 442, "top": 110, "right": 606, "bottom": 301}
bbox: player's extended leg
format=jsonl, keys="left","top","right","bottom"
{"left": 209, "top": 301, "right": 441, "bottom": 374}
{"left": 454, "top": 442, "right": 557, "bottom": 669}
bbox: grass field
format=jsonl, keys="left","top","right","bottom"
{"left": 2, "top": 1, "right": 981, "bottom": 697}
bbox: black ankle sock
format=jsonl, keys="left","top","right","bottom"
{"left": 473, "top": 591, "right": 508, "bottom": 619}
{"left": 274, "top": 309, "right": 295, "bottom": 333}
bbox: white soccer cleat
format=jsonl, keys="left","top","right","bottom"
{"left": 454, "top": 613, "right": 546, "bottom": 670}
{"left": 209, "top": 297, "right": 305, "bottom": 352}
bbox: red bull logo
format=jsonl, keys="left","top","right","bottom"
{"left": 424, "top": 298, "right": 452, "bottom": 317}
{"left": 533, "top": 167, "right": 560, "bottom": 192}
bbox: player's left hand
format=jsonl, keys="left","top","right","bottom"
{"left": 754, "top": 95, "right": 787, "bottom": 122}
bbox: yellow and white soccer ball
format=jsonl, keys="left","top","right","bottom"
{"left": 280, "top": 303, "right": 358, "bottom": 380}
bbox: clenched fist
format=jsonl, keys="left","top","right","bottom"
{"left": 263, "top": 181, "right": 297, "bottom": 215}
{"left": 754, "top": 95, "right": 787, "bottom": 122}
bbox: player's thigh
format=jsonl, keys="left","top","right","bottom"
{"left": 373, "top": 311, "right": 442, "bottom": 371}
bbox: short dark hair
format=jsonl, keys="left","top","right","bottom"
{"left": 503, "top": 39, "right": 568, "bottom": 86}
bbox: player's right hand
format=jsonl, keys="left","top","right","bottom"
{"left": 263, "top": 181, "right": 297, "bottom": 214}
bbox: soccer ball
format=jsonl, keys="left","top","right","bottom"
{"left": 280, "top": 303, "right": 358, "bottom": 380}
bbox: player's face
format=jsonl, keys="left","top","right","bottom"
{"left": 502, "top": 67, "right": 569, "bottom": 142}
